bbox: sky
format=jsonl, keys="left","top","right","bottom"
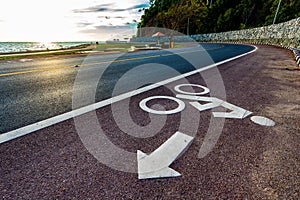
{"left": 0, "top": 0, "right": 149, "bottom": 42}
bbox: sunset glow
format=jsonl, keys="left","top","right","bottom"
{"left": 0, "top": 0, "right": 148, "bottom": 42}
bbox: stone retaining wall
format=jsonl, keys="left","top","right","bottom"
{"left": 131, "top": 18, "right": 300, "bottom": 49}
{"left": 131, "top": 35, "right": 194, "bottom": 43}
{"left": 192, "top": 17, "right": 300, "bottom": 49}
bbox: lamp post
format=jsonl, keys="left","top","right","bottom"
{"left": 273, "top": 0, "right": 282, "bottom": 24}
{"left": 207, "top": 0, "right": 213, "bottom": 6}
{"left": 187, "top": 17, "right": 190, "bottom": 35}
{"left": 139, "top": 24, "right": 142, "bottom": 37}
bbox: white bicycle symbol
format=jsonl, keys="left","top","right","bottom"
{"left": 140, "top": 84, "right": 275, "bottom": 126}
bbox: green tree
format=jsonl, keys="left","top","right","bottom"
{"left": 139, "top": 0, "right": 300, "bottom": 34}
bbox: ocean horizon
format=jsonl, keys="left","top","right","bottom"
{"left": 0, "top": 41, "right": 102, "bottom": 53}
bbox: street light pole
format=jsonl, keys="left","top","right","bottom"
{"left": 207, "top": 0, "right": 213, "bottom": 6}
{"left": 273, "top": 0, "right": 282, "bottom": 24}
{"left": 187, "top": 17, "right": 190, "bottom": 35}
{"left": 139, "top": 24, "right": 142, "bottom": 37}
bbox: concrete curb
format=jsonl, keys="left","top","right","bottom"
{"left": 201, "top": 41, "right": 300, "bottom": 68}
{"left": 255, "top": 43, "right": 300, "bottom": 68}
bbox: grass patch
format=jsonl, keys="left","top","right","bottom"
{"left": 174, "top": 44, "right": 186, "bottom": 48}
{"left": 94, "top": 43, "right": 142, "bottom": 52}
{"left": 0, "top": 50, "right": 84, "bottom": 61}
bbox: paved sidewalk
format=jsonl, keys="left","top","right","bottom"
{"left": 0, "top": 45, "right": 299, "bottom": 199}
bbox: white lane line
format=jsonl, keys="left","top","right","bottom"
{"left": 0, "top": 45, "right": 258, "bottom": 144}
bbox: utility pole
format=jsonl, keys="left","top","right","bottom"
{"left": 273, "top": 0, "right": 282, "bottom": 24}
{"left": 139, "top": 24, "right": 142, "bottom": 37}
{"left": 187, "top": 18, "right": 190, "bottom": 36}
{"left": 207, "top": 0, "right": 213, "bottom": 6}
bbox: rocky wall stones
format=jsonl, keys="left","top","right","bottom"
{"left": 194, "top": 18, "right": 300, "bottom": 49}
{"left": 131, "top": 18, "right": 299, "bottom": 49}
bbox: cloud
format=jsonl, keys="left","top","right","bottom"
{"left": 73, "top": 3, "right": 114, "bottom": 13}
{"left": 77, "top": 22, "right": 94, "bottom": 27}
{"left": 94, "top": 25, "right": 132, "bottom": 30}
{"left": 80, "top": 25, "right": 136, "bottom": 40}
{"left": 80, "top": 25, "right": 133, "bottom": 34}
{"left": 73, "top": 3, "right": 149, "bottom": 13}
{"left": 125, "top": 21, "right": 138, "bottom": 27}
{"left": 98, "top": 16, "right": 125, "bottom": 19}
{"left": 131, "top": 3, "right": 149, "bottom": 9}
{"left": 72, "top": 1, "right": 149, "bottom": 40}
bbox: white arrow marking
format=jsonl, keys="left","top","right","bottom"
{"left": 137, "top": 131, "right": 194, "bottom": 180}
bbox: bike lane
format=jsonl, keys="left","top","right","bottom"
{"left": 1, "top": 45, "right": 299, "bottom": 199}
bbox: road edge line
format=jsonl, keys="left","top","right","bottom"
{"left": 0, "top": 45, "right": 258, "bottom": 144}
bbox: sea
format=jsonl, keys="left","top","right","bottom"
{"left": 0, "top": 42, "right": 95, "bottom": 53}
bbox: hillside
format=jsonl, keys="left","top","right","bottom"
{"left": 139, "top": 0, "right": 300, "bottom": 34}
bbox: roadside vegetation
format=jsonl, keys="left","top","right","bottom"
{"left": 94, "top": 43, "right": 142, "bottom": 52}
{"left": 140, "top": 0, "right": 300, "bottom": 34}
{"left": 0, "top": 50, "right": 85, "bottom": 61}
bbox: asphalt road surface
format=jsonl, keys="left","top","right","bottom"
{"left": 1, "top": 44, "right": 299, "bottom": 199}
{"left": 0, "top": 43, "right": 254, "bottom": 133}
